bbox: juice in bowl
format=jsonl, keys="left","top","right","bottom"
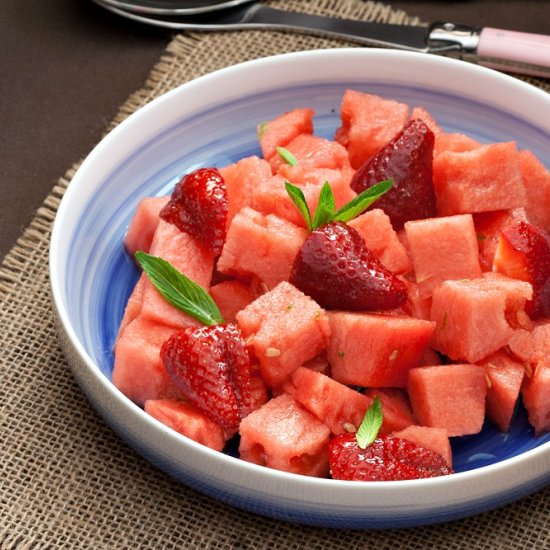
{"left": 50, "top": 48, "right": 550, "bottom": 529}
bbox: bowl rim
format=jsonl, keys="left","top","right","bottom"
{"left": 49, "top": 47, "right": 550, "bottom": 501}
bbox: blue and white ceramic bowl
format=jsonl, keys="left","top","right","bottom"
{"left": 49, "top": 49, "right": 550, "bottom": 529}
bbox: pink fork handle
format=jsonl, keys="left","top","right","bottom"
{"left": 477, "top": 27, "right": 550, "bottom": 78}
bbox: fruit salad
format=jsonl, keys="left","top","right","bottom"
{"left": 113, "top": 89, "right": 550, "bottom": 481}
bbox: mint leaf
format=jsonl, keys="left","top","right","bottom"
{"left": 285, "top": 181, "right": 312, "bottom": 230}
{"left": 257, "top": 122, "right": 269, "bottom": 140}
{"left": 356, "top": 396, "right": 383, "bottom": 449}
{"left": 277, "top": 146, "right": 298, "bottom": 166}
{"left": 135, "top": 251, "right": 224, "bottom": 326}
{"left": 333, "top": 179, "right": 393, "bottom": 223}
{"left": 311, "top": 181, "right": 336, "bottom": 230}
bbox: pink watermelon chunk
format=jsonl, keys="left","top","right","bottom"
{"left": 140, "top": 220, "right": 214, "bottom": 329}
{"left": 219, "top": 155, "right": 272, "bottom": 226}
{"left": 508, "top": 320, "right": 550, "bottom": 368}
{"left": 430, "top": 273, "right": 532, "bottom": 363}
{"left": 402, "top": 280, "right": 432, "bottom": 321}
{"left": 113, "top": 316, "right": 180, "bottom": 406}
{"left": 507, "top": 321, "right": 550, "bottom": 434}
{"left": 217, "top": 207, "right": 307, "bottom": 289}
{"left": 405, "top": 214, "right": 482, "bottom": 298}
{"left": 434, "top": 132, "right": 481, "bottom": 157}
{"left": 253, "top": 168, "right": 355, "bottom": 229}
{"left": 123, "top": 196, "right": 169, "bottom": 258}
{"left": 519, "top": 149, "right": 550, "bottom": 233}
{"left": 335, "top": 89, "right": 409, "bottom": 169}
{"left": 327, "top": 312, "right": 435, "bottom": 388}
{"left": 433, "top": 142, "right": 527, "bottom": 216}
{"left": 144, "top": 399, "right": 228, "bottom": 451}
{"left": 473, "top": 208, "right": 528, "bottom": 271}
{"left": 302, "top": 353, "right": 330, "bottom": 375}
{"left": 408, "top": 364, "right": 488, "bottom": 436}
{"left": 392, "top": 425, "right": 452, "bottom": 467}
{"left": 269, "top": 133, "right": 349, "bottom": 173}
{"left": 479, "top": 350, "right": 525, "bottom": 432}
{"left": 209, "top": 279, "right": 259, "bottom": 323}
{"left": 348, "top": 208, "right": 412, "bottom": 274}
{"left": 258, "top": 108, "right": 315, "bottom": 163}
{"left": 522, "top": 363, "right": 550, "bottom": 436}
{"left": 363, "top": 388, "right": 417, "bottom": 434}
{"left": 410, "top": 106, "right": 442, "bottom": 136}
{"left": 239, "top": 393, "right": 331, "bottom": 477}
{"left": 287, "top": 367, "right": 371, "bottom": 435}
{"left": 117, "top": 274, "right": 145, "bottom": 340}
{"left": 236, "top": 281, "right": 331, "bottom": 387}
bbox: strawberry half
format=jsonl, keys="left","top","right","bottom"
{"left": 328, "top": 396, "right": 452, "bottom": 481}
{"left": 329, "top": 433, "right": 452, "bottom": 481}
{"left": 160, "top": 323, "right": 252, "bottom": 431}
{"left": 350, "top": 118, "right": 436, "bottom": 229}
{"left": 160, "top": 167, "right": 228, "bottom": 255}
{"left": 493, "top": 220, "right": 550, "bottom": 319}
{"left": 289, "top": 221, "right": 407, "bottom": 311}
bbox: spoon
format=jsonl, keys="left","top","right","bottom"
{"left": 98, "top": 0, "right": 255, "bottom": 15}
{"left": 93, "top": 0, "right": 550, "bottom": 77}
{"left": 93, "top": 0, "right": 448, "bottom": 53}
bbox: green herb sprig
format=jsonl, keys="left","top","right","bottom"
{"left": 135, "top": 251, "right": 224, "bottom": 326}
{"left": 285, "top": 179, "right": 392, "bottom": 232}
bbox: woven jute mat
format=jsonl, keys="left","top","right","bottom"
{"left": 2, "top": 1, "right": 550, "bottom": 548}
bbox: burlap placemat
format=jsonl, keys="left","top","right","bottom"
{"left": 2, "top": 1, "right": 550, "bottom": 548}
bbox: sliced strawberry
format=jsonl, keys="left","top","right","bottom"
{"left": 160, "top": 167, "right": 228, "bottom": 255}
{"left": 328, "top": 433, "right": 452, "bottom": 481}
{"left": 493, "top": 220, "right": 550, "bottom": 319}
{"left": 160, "top": 323, "right": 252, "bottom": 431}
{"left": 289, "top": 221, "right": 407, "bottom": 311}
{"left": 350, "top": 119, "right": 436, "bottom": 229}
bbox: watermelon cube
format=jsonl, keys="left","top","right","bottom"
{"left": 408, "top": 364, "right": 488, "bottom": 436}
{"left": 117, "top": 274, "right": 145, "bottom": 340}
{"left": 392, "top": 425, "right": 452, "bottom": 467}
{"left": 239, "top": 393, "right": 331, "bottom": 477}
{"left": 140, "top": 220, "right": 214, "bottom": 329}
{"left": 363, "top": 388, "right": 417, "bottom": 434}
{"left": 269, "top": 133, "right": 349, "bottom": 173}
{"left": 430, "top": 273, "right": 532, "bottom": 363}
{"left": 219, "top": 155, "right": 272, "bottom": 225}
{"left": 287, "top": 367, "right": 372, "bottom": 435}
{"left": 144, "top": 399, "right": 228, "bottom": 451}
{"left": 123, "top": 196, "right": 169, "bottom": 258}
{"left": 507, "top": 320, "right": 550, "bottom": 434}
{"left": 522, "top": 363, "right": 550, "bottom": 435}
{"left": 209, "top": 279, "right": 259, "bottom": 323}
{"left": 112, "top": 316, "right": 179, "bottom": 406}
{"left": 348, "top": 208, "right": 412, "bottom": 274}
{"left": 473, "top": 208, "right": 528, "bottom": 271}
{"left": 217, "top": 207, "right": 307, "bottom": 289}
{"left": 253, "top": 166, "right": 355, "bottom": 228}
{"left": 479, "top": 350, "right": 525, "bottom": 432}
{"left": 410, "top": 106, "right": 442, "bottom": 136}
{"left": 404, "top": 214, "right": 482, "bottom": 298}
{"left": 335, "top": 89, "right": 409, "bottom": 169}
{"left": 434, "top": 132, "right": 480, "bottom": 157}
{"left": 327, "top": 312, "right": 435, "bottom": 388}
{"left": 258, "top": 108, "right": 315, "bottom": 163}
{"left": 519, "top": 149, "right": 550, "bottom": 233}
{"left": 508, "top": 320, "right": 550, "bottom": 367}
{"left": 433, "top": 142, "right": 526, "bottom": 216}
{"left": 236, "top": 281, "right": 331, "bottom": 387}
{"left": 402, "top": 280, "right": 432, "bottom": 321}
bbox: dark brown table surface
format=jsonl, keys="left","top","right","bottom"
{"left": 2, "top": 0, "right": 548, "bottom": 261}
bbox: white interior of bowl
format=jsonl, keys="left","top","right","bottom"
{"left": 49, "top": 49, "right": 550, "bottom": 527}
